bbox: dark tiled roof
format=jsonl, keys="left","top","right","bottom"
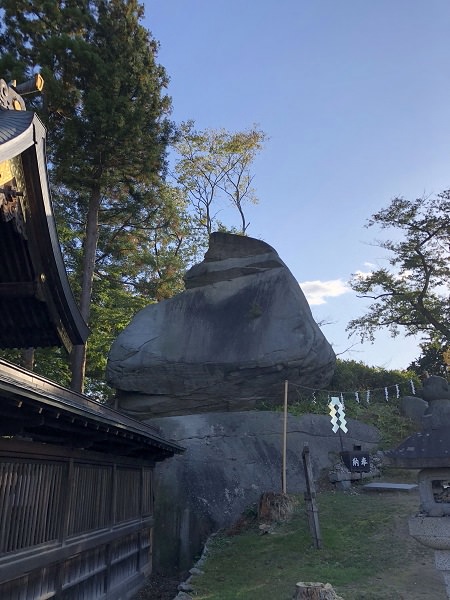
{"left": 0, "top": 358, "right": 184, "bottom": 460}
{"left": 0, "top": 109, "right": 34, "bottom": 147}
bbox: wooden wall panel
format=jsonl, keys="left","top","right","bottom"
{"left": 67, "top": 465, "right": 112, "bottom": 536}
{"left": 115, "top": 468, "right": 141, "bottom": 523}
{"left": 0, "top": 461, "right": 64, "bottom": 553}
{"left": 0, "top": 449, "right": 155, "bottom": 600}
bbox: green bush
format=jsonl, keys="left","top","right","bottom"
{"left": 269, "top": 359, "right": 422, "bottom": 448}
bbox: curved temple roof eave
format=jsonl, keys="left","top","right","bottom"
{"left": 0, "top": 109, "right": 89, "bottom": 349}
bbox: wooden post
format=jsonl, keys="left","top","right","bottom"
{"left": 282, "top": 380, "right": 288, "bottom": 494}
{"left": 293, "top": 582, "right": 343, "bottom": 599}
{"left": 302, "top": 443, "right": 322, "bottom": 549}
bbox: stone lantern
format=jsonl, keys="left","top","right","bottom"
{"left": 388, "top": 375, "right": 450, "bottom": 598}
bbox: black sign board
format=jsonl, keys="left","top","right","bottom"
{"left": 341, "top": 451, "right": 371, "bottom": 472}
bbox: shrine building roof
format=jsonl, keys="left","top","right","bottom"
{"left": 0, "top": 107, "right": 89, "bottom": 351}
{"left": 0, "top": 358, "right": 184, "bottom": 460}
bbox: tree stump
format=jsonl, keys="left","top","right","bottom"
{"left": 258, "top": 492, "right": 296, "bottom": 523}
{"left": 292, "top": 582, "right": 344, "bottom": 599}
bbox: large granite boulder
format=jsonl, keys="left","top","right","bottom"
{"left": 151, "top": 410, "right": 380, "bottom": 573}
{"left": 398, "top": 376, "right": 450, "bottom": 428}
{"left": 422, "top": 375, "right": 450, "bottom": 430}
{"left": 422, "top": 375, "right": 450, "bottom": 403}
{"left": 107, "top": 233, "right": 336, "bottom": 417}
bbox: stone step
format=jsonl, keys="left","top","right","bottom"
{"left": 363, "top": 482, "right": 418, "bottom": 492}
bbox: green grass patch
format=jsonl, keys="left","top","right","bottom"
{"left": 191, "top": 490, "right": 422, "bottom": 600}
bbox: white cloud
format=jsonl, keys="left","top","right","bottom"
{"left": 299, "top": 279, "right": 351, "bottom": 306}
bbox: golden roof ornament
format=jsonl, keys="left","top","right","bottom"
{"left": 0, "top": 74, "right": 44, "bottom": 111}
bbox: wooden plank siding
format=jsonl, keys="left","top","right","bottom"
{"left": 0, "top": 440, "right": 155, "bottom": 600}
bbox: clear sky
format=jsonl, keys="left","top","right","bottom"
{"left": 143, "top": 0, "right": 450, "bottom": 370}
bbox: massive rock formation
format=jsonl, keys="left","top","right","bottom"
{"left": 106, "top": 232, "right": 336, "bottom": 417}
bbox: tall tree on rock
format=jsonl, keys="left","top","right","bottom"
{"left": 0, "top": 0, "right": 174, "bottom": 392}
{"left": 174, "top": 122, "right": 266, "bottom": 243}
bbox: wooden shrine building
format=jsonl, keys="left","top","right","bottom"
{"left": 0, "top": 77, "right": 183, "bottom": 599}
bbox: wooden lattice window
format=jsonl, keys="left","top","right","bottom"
{"left": 0, "top": 460, "right": 64, "bottom": 554}
{"left": 67, "top": 464, "right": 112, "bottom": 536}
{"left": 141, "top": 468, "right": 153, "bottom": 516}
{"left": 115, "top": 467, "right": 141, "bottom": 523}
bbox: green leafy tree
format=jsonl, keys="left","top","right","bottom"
{"left": 282, "top": 359, "right": 420, "bottom": 447}
{"left": 329, "top": 359, "right": 418, "bottom": 396}
{"left": 0, "top": 0, "right": 178, "bottom": 392}
{"left": 173, "top": 122, "right": 266, "bottom": 243}
{"left": 408, "top": 336, "right": 449, "bottom": 378}
{"left": 287, "top": 358, "right": 418, "bottom": 410}
{"left": 347, "top": 192, "right": 450, "bottom": 349}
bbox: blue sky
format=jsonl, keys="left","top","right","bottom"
{"left": 143, "top": 0, "right": 450, "bottom": 369}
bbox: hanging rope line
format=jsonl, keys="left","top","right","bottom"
{"left": 286, "top": 378, "right": 418, "bottom": 403}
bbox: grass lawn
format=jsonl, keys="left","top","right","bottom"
{"left": 190, "top": 485, "right": 442, "bottom": 600}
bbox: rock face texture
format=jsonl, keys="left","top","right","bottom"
{"left": 399, "top": 376, "right": 450, "bottom": 427}
{"left": 150, "top": 411, "right": 380, "bottom": 573}
{"left": 106, "top": 232, "right": 336, "bottom": 417}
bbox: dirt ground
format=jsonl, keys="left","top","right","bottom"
{"left": 338, "top": 487, "right": 447, "bottom": 600}
{"left": 134, "top": 488, "right": 448, "bottom": 600}
{"left": 132, "top": 572, "right": 181, "bottom": 600}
